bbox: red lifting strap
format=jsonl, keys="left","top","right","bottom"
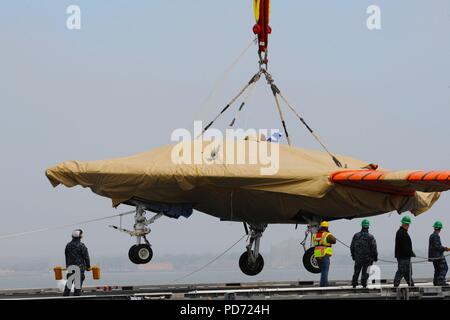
{"left": 253, "top": 0, "right": 272, "bottom": 53}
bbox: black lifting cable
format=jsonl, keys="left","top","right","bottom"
{"left": 197, "top": 72, "right": 262, "bottom": 139}
{"left": 264, "top": 71, "right": 292, "bottom": 146}
{"left": 228, "top": 81, "right": 257, "bottom": 128}
{"left": 262, "top": 69, "right": 344, "bottom": 168}
{"left": 229, "top": 102, "right": 245, "bottom": 128}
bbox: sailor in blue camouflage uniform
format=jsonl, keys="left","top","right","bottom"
{"left": 350, "top": 219, "right": 378, "bottom": 288}
{"left": 428, "top": 221, "right": 449, "bottom": 286}
{"left": 63, "top": 229, "right": 91, "bottom": 296}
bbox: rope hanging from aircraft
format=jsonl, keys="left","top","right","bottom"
{"left": 335, "top": 237, "right": 450, "bottom": 265}
{"left": 172, "top": 234, "right": 247, "bottom": 282}
{"left": 0, "top": 210, "right": 136, "bottom": 240}
{"left": 191, "top": 37, "right": 257, "bottom": 128}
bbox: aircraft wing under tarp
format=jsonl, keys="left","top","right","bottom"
{"left": 331, "top": 170, "right": 450, "bottom": 196}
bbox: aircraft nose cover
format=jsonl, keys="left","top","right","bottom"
{"left": 46, "top": 161, "right": 94, "bottom": 188}
{"left": 45, "top": 159, "right": 146, "bottom": 204}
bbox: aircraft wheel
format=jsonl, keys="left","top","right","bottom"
{"left": 128, "top": 245, "right": 139, "bottom": 264}
{"left": 239, "top": 251, "right": 264, "bottom": 276}
{"left": 128, "top": 244, "right": 153, "bottom": 264}
{"left": 303, "top": 247, "right": 321, "bottom": 274}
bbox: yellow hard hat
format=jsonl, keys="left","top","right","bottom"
{"left": 320, "top": 221, "right": 329, "bottom": 228}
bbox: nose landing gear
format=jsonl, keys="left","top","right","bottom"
{"left": 109, "top": 206, "right": 162, "bottom": 265}
{"left": 239, "top": 223, "right": 267, "bottom": 276}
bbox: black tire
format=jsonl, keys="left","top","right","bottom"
{"left": 128, "top": 245, "right": 140, "bottom": 264}
{"left": 303, "top": 247, "right": 321, "bottom": 274}
{"left": 239, "top": 251, "right": 264, "bottom": 276}
{"left": 128, "top": 244, "right": 153, "bottom": 264}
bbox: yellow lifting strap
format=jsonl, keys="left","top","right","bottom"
{"left": 253, "top": 0, "right": 270, "bottom": 24}
{"left": 253, "top": 0, "right": 260, "bottom": 23}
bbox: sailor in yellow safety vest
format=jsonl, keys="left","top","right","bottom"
{"left": 313, "top": 221, "right": 337, "bottom": 287}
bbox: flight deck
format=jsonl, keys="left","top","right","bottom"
{"left": 1, "top": 279, "right": 448, "bottom": 300}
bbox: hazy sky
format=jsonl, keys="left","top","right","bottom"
{"left": 0, "top": 0, "right": 449, "bottom": 272}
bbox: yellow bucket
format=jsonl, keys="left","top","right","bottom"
{"left": 91, "top": 265, "right": 101, "bottom": 280}
{"left": 53, "top": 266, "right": 63, "bottom": 280}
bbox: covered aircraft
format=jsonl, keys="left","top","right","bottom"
{"left": 46, "top": 139, "right": 450, "bottom": 275}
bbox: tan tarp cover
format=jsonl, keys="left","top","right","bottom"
{"left": 46, "top": 140, "right": 443, "bottom": 222}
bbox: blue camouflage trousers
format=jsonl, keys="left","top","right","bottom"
{"left": 432, "top": 258, "right": 448, "bottom": 286}
{"left": 394, "top": 258, "right": 414, "bottom": 287}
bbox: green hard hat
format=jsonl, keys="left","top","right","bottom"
{"left": 433, "top": 221, "right": 443, "bottom": 229}
{"left": 361, "top": 219, "right": 370, "bottom": 228}
{"left": 401, "top": 216, "right": 412, "bottom": 225}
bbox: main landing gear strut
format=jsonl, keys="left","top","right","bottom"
{"left": 239, "top": 223, "right": 267, "bottom": 276}
{"left": 109, "top": 206, "right": 163, "bottom": 265}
